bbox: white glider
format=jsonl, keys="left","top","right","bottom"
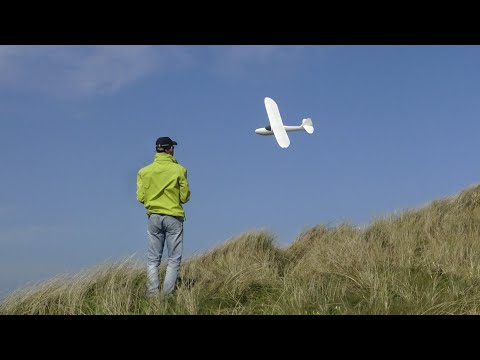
{"left": 255, "top": 97, "right": 314, "bottom": 148}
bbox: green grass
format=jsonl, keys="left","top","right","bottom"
{"left": 2, "top": 184, "right": 480, "bottom": 314}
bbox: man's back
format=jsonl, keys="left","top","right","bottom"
{"left": 139, "top": 136, "right": 190, "bottom": 297}
{"left": 137, "top": 152, "right": 190, "bottom": 219}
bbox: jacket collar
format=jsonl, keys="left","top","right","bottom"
{"left": 154, "top": 152, "right": 178, "bottom": 164}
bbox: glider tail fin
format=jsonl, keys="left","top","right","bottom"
{"left": 302, "top": 118, "right": 314, "bottom": 134}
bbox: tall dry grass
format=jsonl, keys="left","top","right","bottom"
{"left": 2, "top": 184, "right": 480, "bottom": 314}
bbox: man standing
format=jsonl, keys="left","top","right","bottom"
{"left": 136, "top": 137, "right": 191, "bottom": 297}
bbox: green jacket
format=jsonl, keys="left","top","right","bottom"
{"left": 136, "top": 153, "right": 191, "bottom": 219}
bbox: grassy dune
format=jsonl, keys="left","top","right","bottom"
{"left": 2, "top": 184, "right": 480, "bottom": 314}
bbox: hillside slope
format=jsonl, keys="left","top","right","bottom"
{"left": 2, "top": 184, "right": 480, "bottom": 314}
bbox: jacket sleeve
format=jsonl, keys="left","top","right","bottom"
{"left": 179, "top": 168, "right": 191, "bottom": 204}
{"left": 136, "top": 171, "right": 145, "bottom": 204}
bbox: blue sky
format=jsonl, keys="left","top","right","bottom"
{"left": 1, "top": 45, "right": 479, "bottom": 298}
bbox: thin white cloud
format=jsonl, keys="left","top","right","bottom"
{"left": 0, "top": 45, "right": 192, "bottom": 98}
{"left": 210, "top": 45, "right": 341, "bottom": 79}
{"left": 211, "top": 45, "right": 307, "bottom": 78}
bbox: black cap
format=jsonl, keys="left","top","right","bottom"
{"left": 156, "top": 137, "right": 178, "bottom": 148}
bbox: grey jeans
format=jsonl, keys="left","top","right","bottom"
{"left": 146, "top": 214, "right": 184, "bottom": 296}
